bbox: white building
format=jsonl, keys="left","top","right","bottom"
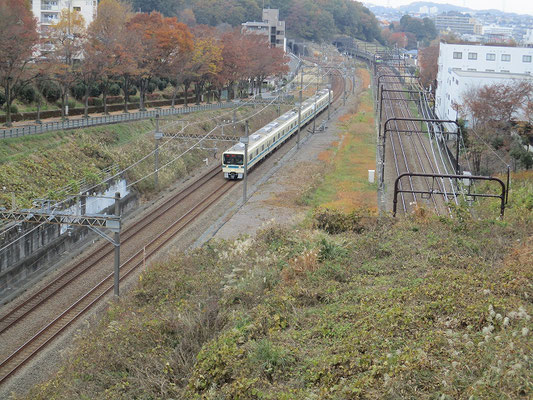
{"left": 435, "top": 43, "right": 533, "bottom": 123}
{"left": 31, "top": 0, "right": 98, "bottom": 33}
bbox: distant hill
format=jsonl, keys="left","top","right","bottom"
{"left": 364, "top": 1, "right": 524, "bottom": 17}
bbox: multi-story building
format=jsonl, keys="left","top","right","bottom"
{"left": 242, "top": 9, "right": 286, "bottom": 51}
{"left": 435, "top": 43, "right": 533, "bottom": 123}
{"left": 31, "top": 0, "right": 98, "bottom": 33}
{"left": 433, "top": 15, "right": 482, "bottom": 35}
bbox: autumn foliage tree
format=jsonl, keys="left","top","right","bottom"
{"left": 418, "top": 42, "right": 439, "bottom": 91}
{"left": 457, "top": 80, "right": 533, "bottom": 173}
{"left": 127, "top": 11, "right": 193, "bottom": 110}
{"left": 85, "top": 0, "right": 134, "bottom": 114}
{"left": 0, "top": 0, "right": 39, "bottom": 126}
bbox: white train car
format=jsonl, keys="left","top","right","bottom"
{"left": 222, "top": 89, "right": 331, "bottom": 179}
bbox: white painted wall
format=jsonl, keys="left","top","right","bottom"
{"left": 435, "top": 43, "right": 533, "bottom": 122}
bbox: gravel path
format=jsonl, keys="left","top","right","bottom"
{"left": 210, "top": 98, "right": 357, "bottom": 241}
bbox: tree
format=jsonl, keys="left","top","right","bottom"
{"left": 457, "top": 81, "right": 533, "bottom": 174}
{"left": 48, "top": 9, "right": 87, "bottom": 120}
{"left": 388, "top": 32, "right": 408, "bottom": 48}
{"left": 217, "top": 29, "right": 251, "bottom": 100}
{"left": 86, "top": 0, "right": 134, "bottom": 114}
{"left": 0, "top": 0, "right": 39, "bottom": 126}
{"left": 127, "top": 11, "right": 193, "bottom": 111}
{"left": 418, "top": 42, "right": 439, "bottom": 90}
{"left": 188, "top": 30, "right": 222, "bottom": 104}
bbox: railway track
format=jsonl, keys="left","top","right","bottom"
{"left": 0, "top": 62, "right": 350, "bottom": 387}
{"left": 379, "top": 67, "right": 458, "bottom": 215}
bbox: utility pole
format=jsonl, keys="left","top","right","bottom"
{"left": 114, "top": 192, "right": 121, "bottom": 298}
{"left": 312, "top": 68, "right": 319, "bottom": 134}
{"left": 241, "top": 121, "right": 249, "bottom": 203}
{"left": 154, "top": 114, "right": 163, "bottom": 190}
{"left": 297, "top": 69, "right": 303, "bottom": 149}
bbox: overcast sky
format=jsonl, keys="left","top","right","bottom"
{"left": 364, "top": 1, "right": 533, "bottom": 16}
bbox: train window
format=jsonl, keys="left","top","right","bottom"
{"left": 223, "top": 153, "right": 243, "bottom": 165}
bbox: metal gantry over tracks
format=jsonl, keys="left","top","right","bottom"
{"left": 0, "top": 193, "right": 123, "bottom": 297}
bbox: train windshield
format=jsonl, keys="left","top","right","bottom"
{"left": 224, "top": 153, "right": 244, "bottom": 165}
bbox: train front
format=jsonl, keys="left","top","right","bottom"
{"left": 222, "top": 145, "right": 245, "bottom": 179}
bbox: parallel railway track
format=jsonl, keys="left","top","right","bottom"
{"left": 0, "top": 64, "right": 349, "bottom": 386}
{"left": 379, "top": 66, "right": 458, "bottom": 215}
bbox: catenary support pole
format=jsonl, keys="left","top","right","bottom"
{"left": 297, "top": 69, "right": 303, "bottom": 149}
{"left": 154, "top": 114, "right": 163, "bottom": 190}
{"left": 114, "top": 192, "right": 121, "bottom": 298}
{"left": 242, "top": 121, "right": 249, "bottom": 203}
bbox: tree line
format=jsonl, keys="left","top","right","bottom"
{"left": 0, "top": 0, "right": 289, "bottom": 126}
{"left": 127, "top": 0, "right": 384, "bottom": 44}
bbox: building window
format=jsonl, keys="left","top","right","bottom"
{"left": 501, "top": 70, "right": 509, "bottom": 73}
{"left": 468, "top": 52, "right": 477, "bottom": 60}
{"left": 485, "top": 69, "right": 495, "bottom": 72}
{"left": 486, "top": 53, "right": 496, "bottom": 61}
{"left": 523, "top": 55, "right": 532, "bottom": 63}
{"left": 73, "top": 6, "right": 81, "bottom": 11}
{"left": 501, "top": 54, "right": 511, "bottom": 62}
{"left": 453, "top": 52, "right": 462, "bottom": 59}
{"left": 467, "top": 68, "right": 477, "bottom": 71}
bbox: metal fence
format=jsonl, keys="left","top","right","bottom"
{"left": 1, "top": 102, "right": 237, "bottom": 139}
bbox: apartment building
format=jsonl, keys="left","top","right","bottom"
{"left": 31, "top": 0, "right": 97, "bottom": 33}
{"left": 242, "top": 9, "right": 286, "bottom": 51}
{"left": 433, "top": 15, "right": 482, "bottom": 35}
{"left": 435, "top": 43, "right": 533, "bottom": 123}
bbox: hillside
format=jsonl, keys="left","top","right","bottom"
{"left": 19, "top": 71, "right": 533, "bottom": 398}
{"left": 127, "top": 0, "right": 384, "bottom": 43}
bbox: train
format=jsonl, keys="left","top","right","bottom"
{"left": 222, "top": 89, "right": 332, "bottom": 179}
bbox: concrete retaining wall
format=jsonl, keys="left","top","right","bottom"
{"left": 0, "top": 191, "right": 138, "bottom": 302}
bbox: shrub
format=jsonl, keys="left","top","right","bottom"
{"left": 41, "top": 80, "right": 61, "bottom": 103}
{"left": 147, "top": 81, "right": 157, "bottom": 94}
{"left": 313, "top": 208, "right": 365, "bottom": 234}
{"left": 4, "top": 103, "right": 19, "bottom": 114}
{"left": 0, "top": 91, "right": 5, "bottom": 107}
{"left": 71, "top": 82, "right": 86, "bottom": 101}
{"left": 107, "top": 96, "right": 124, "bottom": 105}
{"left": 108, "top": 83, "right": 121, "bottom": 96}
{"left": 146, "top": 93, "right": 162, "bottom": 101}
{"left": 129, "top": 96, "right": 140, "bottom": 103}
{"left": 20, "top": 86, "right": 37, "bottom": 104}
{"left": 89, "top": 83, "right": 101, "bottom": 97}
{"left": 128, "top": 85, "right": 137, "bottom": 96}
{"left": 87, "top": 97, "right": 103, "bottom": 106}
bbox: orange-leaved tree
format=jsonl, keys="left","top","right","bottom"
{"left": 127, "top": 11, "right": 193, "bottom": 111}
{"left": 85, "top": 0, "right": 134, "bottom": 114}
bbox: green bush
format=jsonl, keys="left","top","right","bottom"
{"left": 89, "top": 83, "right": 101, "bottom": 97}
{"left": 147, "top": 81, "right": 157, "bottom": 94}
{"left": 0, "top": 91, "right": 6, "bottom": 107}
{"left": 41, "top": 80, "right": 61, "bottom": 103}
{"left": 129, "top": 96, "right": 140, "bottom": 103}
{"left": 109, "top": 83, "right": 121, "bottom": 96}
{"left": 128, "top": 86, "right": 137, "bottom": 96}
{"left": 71, "top": 82, "right": 86, "bottom": 101}
{"left": 20, "top": 86, "right": 37, "bottom": 104}
{"left": 87, "top": 97, "right": 103, "bottom": 106}
{"left": 4, "top": 103, "right": 19, "bottom": 114}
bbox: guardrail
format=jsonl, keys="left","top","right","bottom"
{"left": 1, "top": 102, "right": 236, "bottom": 139}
